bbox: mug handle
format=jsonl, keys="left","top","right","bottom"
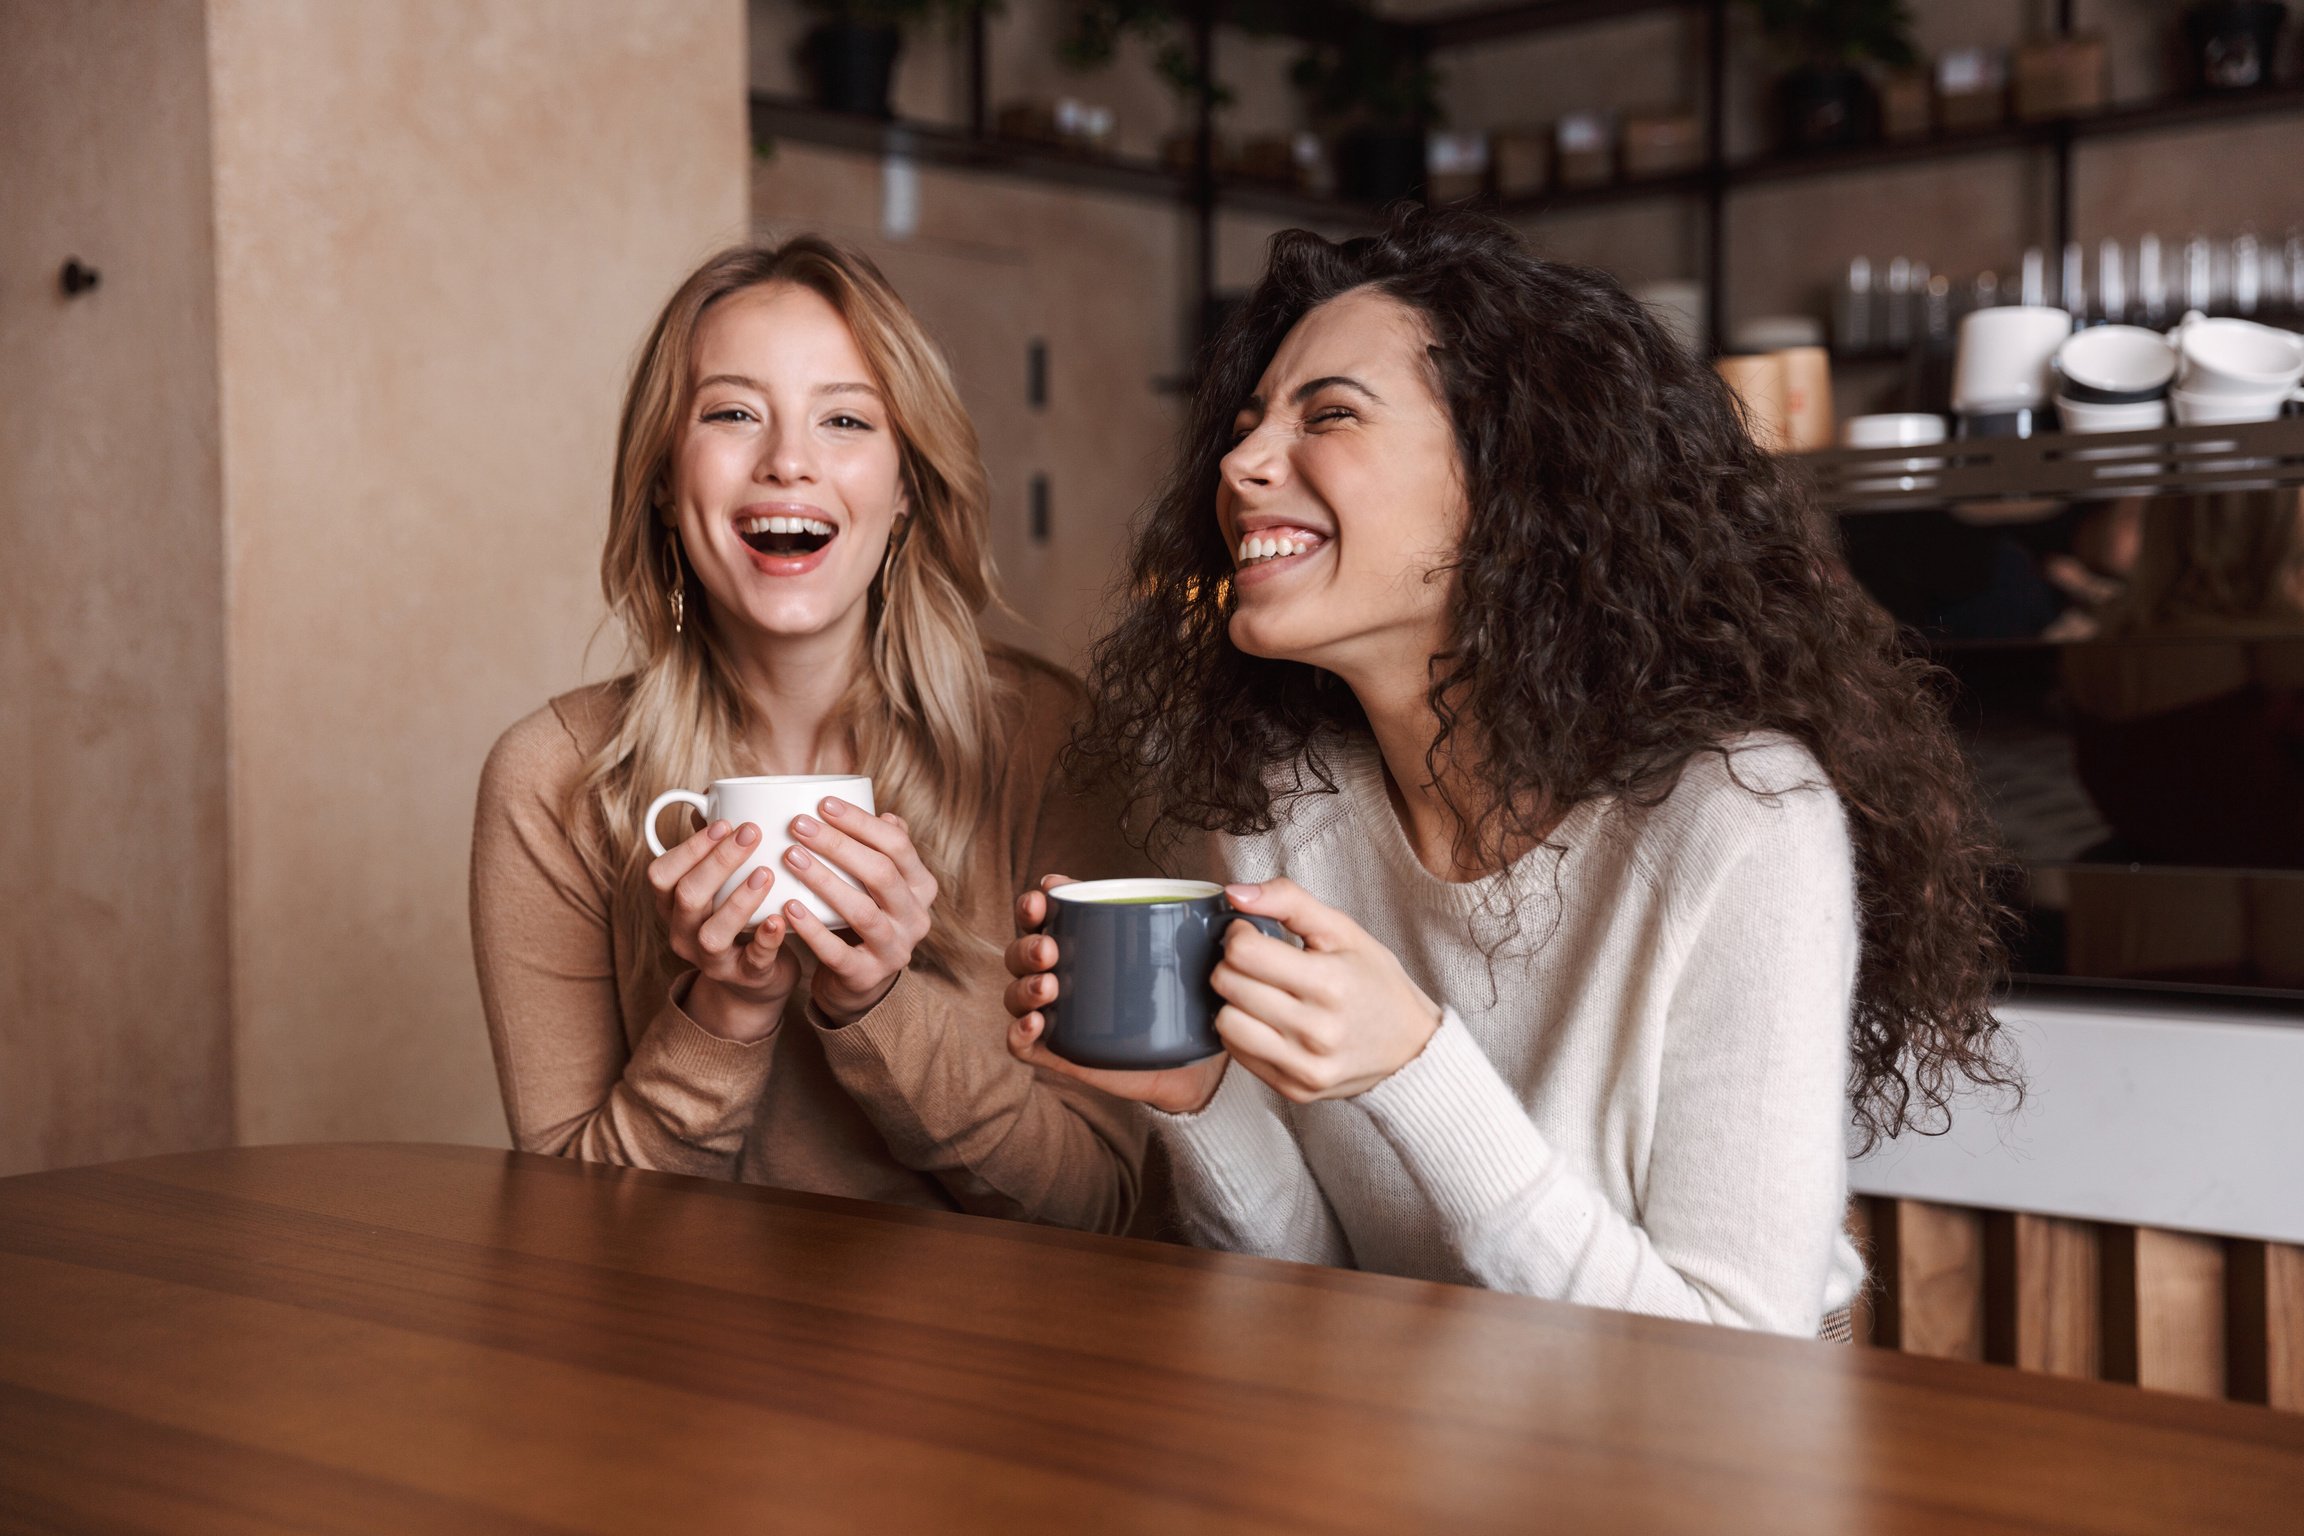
{"left": 643, "top": 789, "right": 711, "bottom": 858}
{"left": 1220, "top": 907, "right": 1294, "bottom": 946}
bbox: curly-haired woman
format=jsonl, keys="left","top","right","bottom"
{"left": 1003, "top": 208, "right": 2016, "bottom": 1333}
{"left": 472, "top": 239, "right": 1145, "bottom": 1229}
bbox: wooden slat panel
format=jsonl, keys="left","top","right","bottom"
{"left": 2104, "top": 1226, "right": 2228, "bottom": 1399}
{"left": 1875, "top": 1200, "right": 1985, "bottom": 1360}
{"left": 1986, "top": 1212, "right": 2102, "bottom": 1379}
{"left": 2229, "top": 1241, "right": 2304, "bottom": 1412}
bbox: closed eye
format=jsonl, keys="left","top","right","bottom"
{"left": 1308, "top": 407, "right": 1355, "bottom": 427}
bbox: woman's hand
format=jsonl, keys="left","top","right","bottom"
{"left": 1205, "top": 879, "right": 1443, "bottom": 1103}
{"left": 1002, "top": 877, "right": 1232, "bottom": 1116}
{"left": 779, "top": 797, "right": 937, "bottom": 1026}
{"left": 647, "top": 819, "right": 802, "bottom": 1044}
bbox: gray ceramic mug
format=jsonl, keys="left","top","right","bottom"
{"left": 1041, "top": 879, "right": 1293, "bottom": 1070}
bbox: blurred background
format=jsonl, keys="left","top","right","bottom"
{"left": 6, "top": 0, "right": 2301, "bottom": 1217}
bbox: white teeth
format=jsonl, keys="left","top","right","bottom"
{"left": 1237, "top": 532, "right": 1318, "bottom": 566}
{"left": 740, "top": 515, "right": 835, "bottom": 537}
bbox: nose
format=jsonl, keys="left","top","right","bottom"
{"left": 757, "top": 415, "right": 816, "bottom": 486}
{"left": 1219, "top": 421, "right": 1288, "bottom": 503}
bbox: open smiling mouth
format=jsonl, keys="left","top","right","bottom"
{"left": 738, "top": 514, "right": 836, "bottom": 559}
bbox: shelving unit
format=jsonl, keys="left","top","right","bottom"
{"left": 752, "top": 0, "right": 2304, "bottom": 357}
{"left": 1800, "top": 415, "right": 2304, "bottom": 514}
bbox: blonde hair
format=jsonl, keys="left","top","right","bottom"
{"left": 576, "top": 239, "right": 1006, "bottom": 981}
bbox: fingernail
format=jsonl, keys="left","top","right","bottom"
{"left": 786, "top": 846, "right": 813, "bottom": 869}
{"left": 747, "top": 868, "right": 770, "bottom": 888}
{"left": 820, "top": 798, "right": 846, "bottom": 818}
{"left": 785, "top": 901, "right": 806, "bottom": 920}
{"left": 735, "top": 823, "right": 760, "bottom": 846}
{"left": 1225, "top": 882, "right": 1261, "bottom": 902}
{"left": 707, "top": 821, "right": 732, "bottom": 840}
{"left": 791, "top": 815, "right": 820, "bottom": 836}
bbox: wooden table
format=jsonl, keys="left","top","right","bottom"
{"left": 3, "top": 1145, "right": 2299, "bottom": 1533}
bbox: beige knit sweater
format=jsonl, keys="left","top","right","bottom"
{"left": 469, "top": 650, "right": 1149, "bottom": 1232}
{"left": 1155, "top": 732, "right": 1868, "bottom": 1335}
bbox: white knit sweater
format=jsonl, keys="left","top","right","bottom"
{"left": 1154, "top": 731, "right": 1866, "bottom": 1335}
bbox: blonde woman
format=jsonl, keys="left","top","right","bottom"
{"left": 472, "top": 239, "right": 1146, "bottom": 1229}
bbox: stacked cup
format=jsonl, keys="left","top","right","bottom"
{"left": 2169, "top": 313, "right": 2304, "bottom": 424}
{"left": 2052, "top": 325, "right": 2176, "bottom": 434}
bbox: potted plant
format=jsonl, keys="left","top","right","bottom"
{"left": 799, "top": 0, "right": 993, "bottom": 120}
{"left": 1290, "top": 2, "right": 1443, "bottom": 204}
{"left": 2178, "top": 1, "right": 2289, "bottom": 92}
{"left": 1745, "top": 0, "right": 1919, "bottom": 153}
{"left": 1059, "top": 0, "right": 1233, "bottom": 170}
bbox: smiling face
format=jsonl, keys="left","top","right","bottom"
{"left": 1219, "top": 287, "right": 1469, "bottom": 678}
{"left": 669, "top": 281, "right": 907, "bottom": 650}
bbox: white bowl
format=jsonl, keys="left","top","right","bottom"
{"left": 2055, "top": 325, "right": 2177, "bottom": 399}
{"left": 2174, "top": 317, "right": 2304, "bottom": 397}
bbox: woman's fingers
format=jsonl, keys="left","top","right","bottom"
{"left": 782, "top": 845, "right": 886, "bottom": 943}
{"left": 814, "top": 799, "right": 936, "bottom": 903}
{"left": 1218, "top": 920, "right": 1330, "bottom": 999}
{"left": 1209, "top": 959, "right": 1318, "bottom": 1042}
{"left": 646, "top": 819, "right": 734, "bottom": 897}
{"left": 1212, "top": 1004, "right": 1326, "bottom": 1098}
{"left": 1222, "top": 877, "right": 1360, "bottom": 952}
{"left": 739, "top": 913, "right": 798, "bottom": 986}
{"left": 696, "top": 867, "right": 775, "bottom": 956}
{"left": 1004, "top": 931, "right": 1058, "bottom": 980}
{"left": 789, "top": 810, "right": 912, "bottom": 916}
{"left": 782, "top": 898, "right": 870, "bottom": 979}
{"left": 669, "top": 821, "right": 758, "bottom": 919}
{"left": 1003, "top": 967, "right": 1057, "bottom": 1021}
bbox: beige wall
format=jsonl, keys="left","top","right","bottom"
{"left": 207, "top": 0, "right": 750, "bottom": 1147}
{"left": 753, "top": 143, "right": 1188, "bottom": 669}
{"left": 1, "top": 0, "right": 747, "bottom": 1174}
{"left": 0, "top": 0, "right": 232, "bottom": 1175}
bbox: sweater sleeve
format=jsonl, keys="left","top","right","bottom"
{"left": 803, "top": 673, "right": 1152, "bottom": 1234}
{"left": 1352, "top": 787, "right": 1858, "bottom": 1334}
{"left": 470, "top": 708, "right": 776, "bottom": 1178}
{"left": 1149, "top": 1064, "right": 1353, "bottom": 1267}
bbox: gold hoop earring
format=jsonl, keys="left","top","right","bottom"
{"left": 661, "top": 533, "right": 685, "bottom": 635}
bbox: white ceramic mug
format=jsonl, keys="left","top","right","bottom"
{"left": 643, "top": 774, "right": 876, "bottom": 929}
{"left": 1953, "top": 306, "right": 2073, "bottom": 413}
{"left": 2054, "top": 394, "right": 2168, "bottom": 434}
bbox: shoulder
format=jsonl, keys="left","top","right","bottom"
{"left": 478, "top": 680, "right": 626, "bottom": 812}
{"left": 985, "top": 644, "right": 1090, "bottom": 768}
{"left": 1617, "top": 732, "right": 1850, "bottom": 886}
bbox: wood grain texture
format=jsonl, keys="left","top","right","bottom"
{"left": 1875, "top": 1200, "right": 1987, "bottom": 1361}
{"left": 2104, "top": 1225, "right": 2229, "bottom": 1399}
{"left": 3, "top": 1145, "right": 2301, "bottom": 1535}
{"left": 2230, "top": 1242, "right": 2304, "bottom": 1412}
{"left": 1985, "top": 1212, "right": 2103, "bottom": 1380}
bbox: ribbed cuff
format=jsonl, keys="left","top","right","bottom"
{"left": 1356, "top": 1009, "right": 1555, "bottom": 1232}
{"left": 808, "top": 968, "right": 922, "bottom": 1075}
{"left": 1148, "top": 1061, "right": 1298, "bottom": 1205}
{"left": 624, "top": 975, "right": 781, "bottom": 1145}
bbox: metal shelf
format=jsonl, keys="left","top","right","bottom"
{"left": 1800, "top": 415, "right": 2304, "bottom": 513}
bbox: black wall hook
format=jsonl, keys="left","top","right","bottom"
{"left": 60, "top": 258, "right": 101, "bottom": 297}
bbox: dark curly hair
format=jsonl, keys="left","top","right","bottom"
{"left": 1071, "top": 206, "right": 2018, "bottom": 1149}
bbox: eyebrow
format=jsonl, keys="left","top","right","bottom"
{"left": 1238, "top": 375, "right": 1386, "bottom": 414}
{"left": 694, "top": 373, "right": 882, "bottom": 400}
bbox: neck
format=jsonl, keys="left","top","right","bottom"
{"left": 1330, "top": 639, "right": 1541, "bottom": 884}
{"left": 719, "top": 607, "right": 868, "bottom": 776}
